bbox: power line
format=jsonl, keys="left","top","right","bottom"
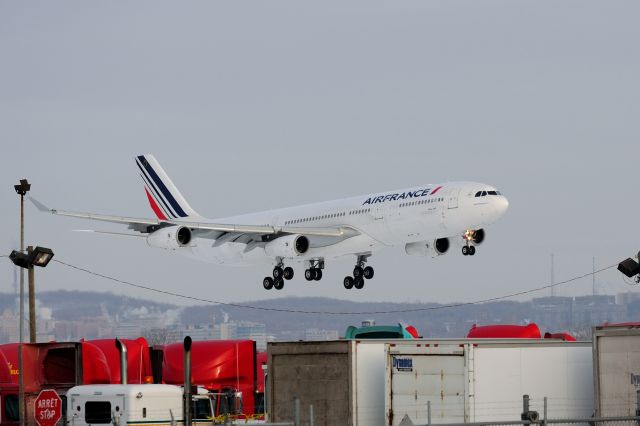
{"left": 1, "top": 254, "right": 617, "bottom": 315}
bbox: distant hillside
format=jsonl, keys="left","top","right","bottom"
{"left": 2, "top": 290, "right": 634, "bottom": 340}
{"left": 0, "top": 290, "right": 176, "bottom": 321}
{"left": 179, "top": 296, "right": 531, "bottom": 338}
{"left": 0, "top": 290, "right": 528, "bottom": 337}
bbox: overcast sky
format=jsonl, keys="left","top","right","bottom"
{"left": 1, "top": 1, "right": 639, "bottom": 308}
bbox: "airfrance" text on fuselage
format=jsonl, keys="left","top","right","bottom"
{"left": 362, "top": 189, "right": 431, "bottom": 206}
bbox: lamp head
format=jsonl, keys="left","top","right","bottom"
{"left": 14, "top": 179, "right": 31, "bottom": 196}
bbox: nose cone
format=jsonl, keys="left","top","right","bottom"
{"left": 496, "top": 195, "right": 509, "bottom": 216}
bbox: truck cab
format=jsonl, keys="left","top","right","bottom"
{"left": 66, "top": 384, "right": 216, "bottom": 425}
{"left": 0, "top": 386, "right": 19, "bottom": 425}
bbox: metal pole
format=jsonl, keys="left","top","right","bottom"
{"left": 115, "top": 338, "right": 128, "bottom": 385}
{"left": 28, "top": 246, "right": 36, "bottom": 344}
{"left": 18, "top": 192, "right": 25, "bottom": 426}
{"left": 543, "top": 397, "right": 547, "bottom": 426}
{"left": 293, "top": 397, "right": 300, "bottom": 426}
{"left": 427, "top": 400, "right": 431, "bottom": 425}
{"left": 522, "top": 394, "right": 530, "bottom": 420}
{"left": 184, "top": 336, "right": 192, "bottom": 426}
{"left": 309, "top": 404, "right": 314, "bottom": 426}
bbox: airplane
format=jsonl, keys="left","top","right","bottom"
{"left": 30, "top": 154, "right": 509, "bottom": 291}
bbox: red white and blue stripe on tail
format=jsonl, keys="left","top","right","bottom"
{"left": 135, "top": 154, "right": 200, "bottom": 220}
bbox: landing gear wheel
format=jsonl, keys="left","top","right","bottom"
{"left": 313, "top": 269, "right": 322, "bottom": 281}
{"left": 283, "top": 267, "right": 294, "bottom": 280}
{"left": 305, "top": 269, "right": 316, "bottom": 281}
{"left": 263, "top": 277, "right": 274, "bottom": 290}
{"left": 273, "top": 266, "right": 284, "bottom": 279}
{"left": 273, "top": 278, "right": 284, "bottom": 290}
{"left": 354, "top": 277, "right": 365, "bottom": 289}
{"left": 353, "top": 266, "right": 364, "bottom": 278}
{"left": 363, "top": 266, "right": 374, "bottom": 280}
{"left": 468, "top": 246, "right": 476, "bottom": 256}
{"left": 462, "top": 246, "right": 469, "bottom": 256}
{"left": 343, "top": 276, "right": 354, "bottom": 289}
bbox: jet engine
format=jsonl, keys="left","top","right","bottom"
{"left": 405, "top": 237, "right": 450, "bottom": 257}
{"left": 147, "top": 226, "right": 192, "bottom": 250}
{"left": 264, "top": 234, "right": 310, "bottom": 258}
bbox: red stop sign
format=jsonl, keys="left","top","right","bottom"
{"left": 34, "top": 389, "right": 62, "bottom": 426}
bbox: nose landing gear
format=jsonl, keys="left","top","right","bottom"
{"left": 462, "top": 230, "right": 478, "bottom": 256}
{"left": 344, "top": 254, "right": 373, "bottom": 290}
{"left": 462, "top": 245, "right": 476, "bottom": 256}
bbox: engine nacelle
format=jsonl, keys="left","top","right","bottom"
{"left": 405, "top": 238, "right": 450, "bottom": 257}
{"left": 265, "top": 234, "right": 310, "bottom": 258}
{"left": 146, "top": 226, "right": 192, "bottom": 250}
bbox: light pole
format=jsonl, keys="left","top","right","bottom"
{"left": 9, "top": 245, "right": 54, "bottom": 426}
{"left": 10, "top": 246, "right": 55, "bottom": 343}
{"left": 13, "top": 178, "right": 30, "bottom": 426}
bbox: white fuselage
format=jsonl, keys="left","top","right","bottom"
{"left": 178, "top": 182, "right": 508, "bottom": 266}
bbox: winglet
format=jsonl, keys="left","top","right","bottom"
{"left": 29, "top": 197, "right": 55, "bottom": 213}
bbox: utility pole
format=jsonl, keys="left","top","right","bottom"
{"left": 14, "top": 178, "right": 30, "bottom": 426}
{"left": 550, "top": 254, "right": 556, "bottom": 297}
{"left": 592, "top": 257, "right": 597, "bottom": 296}
{"left": 28, "top": 246, "right": 36, "bottom": 343}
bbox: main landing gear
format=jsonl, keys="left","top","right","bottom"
{"left": 344, "top": 254, "right": 374, "bottom": 290}
{"left": 263, "top": 259, "right": 295, "bottom": 290}
{"left": 304, "top": 259, "right": 324, "bottom": 282}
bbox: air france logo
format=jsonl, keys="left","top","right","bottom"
{"left": 393, "top": 357, "right": 413, "bottom": 372}
{"left": 362, "top": 186, "right": 442, "bottom": 206}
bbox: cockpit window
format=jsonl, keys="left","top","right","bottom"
{"left": 476, "top": 190, "right": 502, "bottom": 197}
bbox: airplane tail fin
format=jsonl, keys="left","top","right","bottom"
{"left": 135, "top": 154, "right": 201, "bottom": 220}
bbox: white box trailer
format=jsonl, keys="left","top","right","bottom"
{"left": 593, "top": 324, "right": 640, "bottom": 417}
{"left": 385, "top": 341, "right": 594, "bottom": 425}
{"left": 268, "top": 339, "right": 593, "bottom": 426}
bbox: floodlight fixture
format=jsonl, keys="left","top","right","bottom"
{"left": 618, "top": 253, "right": 640, "bottom": 278}
{"left": 10, "top": 246, "right": 54, "bottom": 269}
{"left": 14, "top": 179, "right": 31, "bottom": 196}
{"left": 9, "top": 251, "right": 30, "bottom": 269}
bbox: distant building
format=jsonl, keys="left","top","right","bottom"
{"left": 305, "top": 328, "right": 339, "bottom": 341}
{"left": 183, "top": 324, "right": 216, "bottom": 341}
{"left": 572, "top": 295, "right": 624, "bottom": 326}
{"left": 531, "top": 296, "right": 573, "bottom": 328}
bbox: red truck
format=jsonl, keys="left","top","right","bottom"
{"left": 0, "top": 342, "right": 81, "bottom": 424}
{"left": 159, "top": 339, "right": 264, "bottom": 420}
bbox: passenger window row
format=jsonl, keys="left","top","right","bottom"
{"left": 285, "top": 211, "right": 346, "bottom": 225}
{"left": 400, "top": 197, "right": 443, "bottom": 208}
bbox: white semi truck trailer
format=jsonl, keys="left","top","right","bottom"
{"left": 267, "top": 339, "right": 593, "bottom": 426}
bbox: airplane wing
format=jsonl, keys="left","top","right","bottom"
{"left": 30, "top": 197, "right": 356, "bottom": 238}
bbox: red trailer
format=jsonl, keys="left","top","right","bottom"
{"left": 0, "top": 342, "right": 80, "bottom": 424}
{"left": 544, "top": 332, "right": 577, "bottom": 341}
{"left": 82, "top": 337, "right": 153, "bottom": 384}
{"left": 160, "top": 340, "right": 262, "bottom": 420}
{"left": 467, "top": 323, "right": 542, "bottom": 339}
